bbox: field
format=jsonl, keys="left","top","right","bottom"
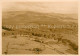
{"left": 2, "top": 11, "right": 78, "bottom": 54}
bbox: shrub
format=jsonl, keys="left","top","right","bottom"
{"left": 32, "top": 48, "right": 42, "bottom": 54}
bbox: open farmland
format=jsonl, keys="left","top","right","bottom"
{"left": 2, "top": 2, "right": 78, "bottom": 55}
{"left": 2, "top": 11, "right": 78, "bottom": 54}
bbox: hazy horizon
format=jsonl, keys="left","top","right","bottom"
{"left": 2, "top": 2, "right": 78, "bottom": 14}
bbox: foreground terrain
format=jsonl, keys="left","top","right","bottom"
{"left": 2, "top": 11, "right": 78, "bottom": 54}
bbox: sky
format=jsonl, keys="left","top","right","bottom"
{"left": 2, "top": 0, "right": 78, "bottom": 14}
{"left": 2, "top": 0, "right": 78, "bottom": 2}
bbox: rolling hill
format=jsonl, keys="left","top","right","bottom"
{"left": 2, "top": 11, "right": 78, "bottom": 25}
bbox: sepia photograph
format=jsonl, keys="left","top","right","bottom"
{"left": 2, "top": 0, "right": 78, "bottom": 55}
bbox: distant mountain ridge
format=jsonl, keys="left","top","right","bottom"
{"left": 2, "top": 11, "right": 78, "bottom": 25}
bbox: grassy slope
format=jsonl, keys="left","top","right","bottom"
{"left": 2, "top": 11, "right": 78, "bottom": 54}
